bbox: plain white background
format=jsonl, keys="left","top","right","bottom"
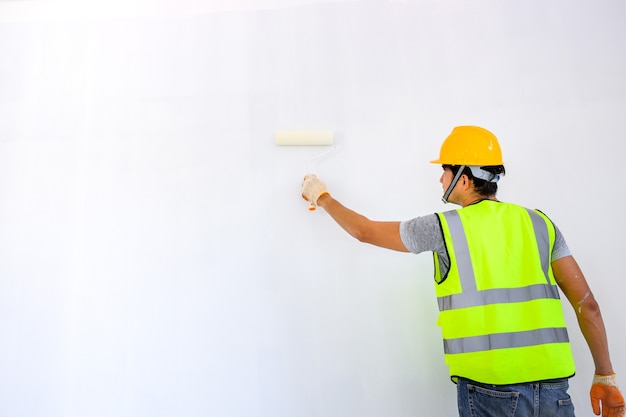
{"left": 1, "top": 1, "right": 625, "bottom": 416}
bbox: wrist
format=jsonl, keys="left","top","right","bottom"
{"left": 593, "top": 373, "right": 618, "bottom": 387}
{"left": 317, "top": 192, "right": 330, "bottom": 207}
{"left": 595, "top": 368, "right": 616, "bottom": 376}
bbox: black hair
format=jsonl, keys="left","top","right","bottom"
{"left": 443, "top": 164, "right": 506, "bottom": 197}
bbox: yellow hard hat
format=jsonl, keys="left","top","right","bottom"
{"left": 430, "top": 126, "right": 503, "bottom": 166}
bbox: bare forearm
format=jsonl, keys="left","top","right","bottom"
{"left": 317, "top": 193, "right": 371, "bottom": 241}
{"left": 316, "top": 193, "right": 408, "bottom": 252}
{"left": 576, "top": 295, "right": 614, "bottom": 375}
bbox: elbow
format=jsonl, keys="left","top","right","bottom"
{"left": 351, "top": 220, "right": 374, "bottom": 243}
{"left": 352, "top": 228, "right": 370, "bottom": 243}
{"left": 576, "top": 291, "right": 601, "bottom": 318}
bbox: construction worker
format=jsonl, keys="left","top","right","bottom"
{"left": 300, "top": 126, "right": 624, "bottom": 417}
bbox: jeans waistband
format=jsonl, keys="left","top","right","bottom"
{"left": 457, "top": 376, "right": 570, "bottom": 388}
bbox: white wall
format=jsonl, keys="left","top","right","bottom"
{"left": 1, "top": 1, "right": 625, "bottom": 416}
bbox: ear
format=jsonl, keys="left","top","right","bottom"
{"left": 462, "top": 174, "right": 476, "bottom": 191}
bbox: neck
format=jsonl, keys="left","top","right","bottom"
{"left": 461, "top": 194, "right": 497, "bottom": 207}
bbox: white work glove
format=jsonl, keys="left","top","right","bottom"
{"left": 301, "top": 174, "right": 329, "bottom": 210}
{"left": 591, "top": 374, "right": 625, "bottom": 417}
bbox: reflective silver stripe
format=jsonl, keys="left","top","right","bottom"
{"left": 444, "top": 327, "right": 570, "bottom": 354}
{"left": 438, "top": 283, "right": 560, "bottom": 310}
{"left": 443, "top": 211, "right": 477, "bottom": 292}
{"left": 525, "top": 208, "right": 551, "bottom": 283}
{"left": 438, "top": 209, "right": 559, "bottom": 312}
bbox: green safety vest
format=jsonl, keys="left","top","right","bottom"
{"left": 434, "top": 200, "right": 576, "bottom": 385}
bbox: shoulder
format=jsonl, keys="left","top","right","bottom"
{"left": 401, "top": 213, "right": 441, "bottom": 229}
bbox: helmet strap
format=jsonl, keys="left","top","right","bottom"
{"left": 442, "top": 165, "right": 466, "bottom": 204}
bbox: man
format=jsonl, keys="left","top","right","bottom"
{"left": 300, "top": 126, "right": 624, "bottom": 417}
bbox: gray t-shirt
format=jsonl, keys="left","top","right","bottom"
{"left": 399, "top": 212, "right": 571, "bottom": 278}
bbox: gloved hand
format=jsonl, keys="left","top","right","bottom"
{"left": 301, "top": 174, "right": 329, "bottom": 210}
{"left": 591, "top": 374, "right": 625, "bottom": 417}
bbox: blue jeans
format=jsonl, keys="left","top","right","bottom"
{"left": 456, "top": 377, "right": 575, "bottom": 417}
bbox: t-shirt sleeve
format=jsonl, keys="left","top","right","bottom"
{"left": 399, "top": 214, "right": 446, "bottom": 255}
{"left": 552, "top": 224, "right": 571, "bottom": 261}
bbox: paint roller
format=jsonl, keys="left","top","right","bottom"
{"left": 275, "top": 130, "right": 336, "bottom": 211}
